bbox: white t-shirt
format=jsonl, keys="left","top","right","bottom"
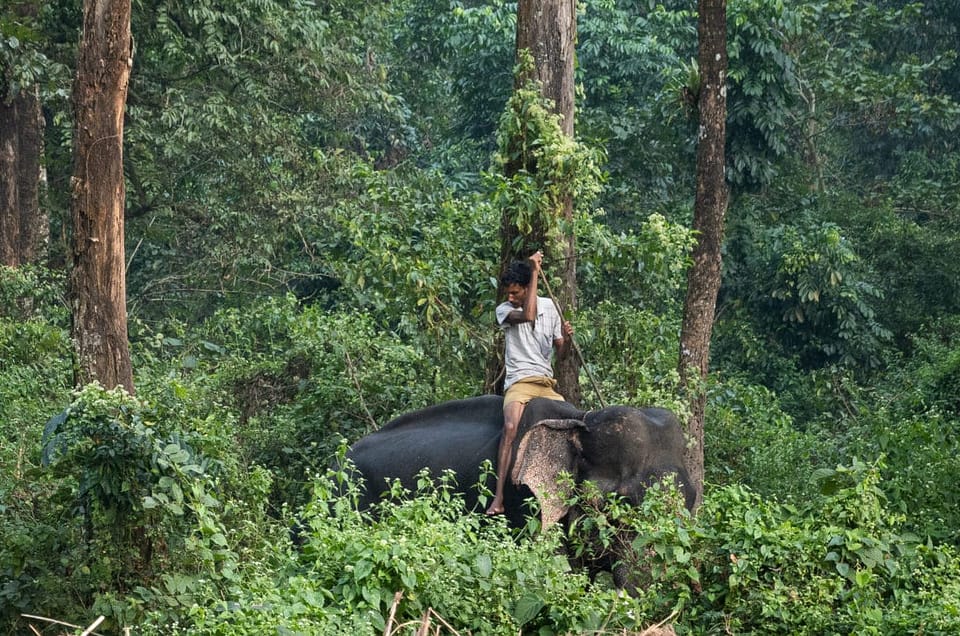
{"left": 496, "top": 296, "right": 562, "bottom": 390}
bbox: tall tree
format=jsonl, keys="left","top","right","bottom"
{"left": 502, "top": 0, "right": 581, "bottom": 403}
{"left": 0, "top": 1, "right": 48, "bottom": 267}
{"left": 0, "top": 87, "right": 45, "bottom": 266}
{"left": 68, "top": 0, "right": 134, "bottom": 393}
{"left": 678, "top": 0, "right": 728, "bottom": 509}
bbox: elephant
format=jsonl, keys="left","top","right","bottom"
{"left": 341, "top": 395, "right": 695, "bottom": 546}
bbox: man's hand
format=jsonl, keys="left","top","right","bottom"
{"left": 528, "top": 250, "right": 543, "bottom": 272}
{"left": 562, "top": 320, "right": 574, "bottom": 339}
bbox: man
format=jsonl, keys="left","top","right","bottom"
{"left": 486, "top": 250, "right": 572, "bottom": 515}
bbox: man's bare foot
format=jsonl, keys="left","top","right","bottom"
{"left": 485, "top": 502, "right": 505, "bottom": 515}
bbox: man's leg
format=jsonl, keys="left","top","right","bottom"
{"left": 486, "top": 399, "right": 524, "bottom": 515}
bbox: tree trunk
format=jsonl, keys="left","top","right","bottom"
{"left": 0, "top": 96, "right": 19, "bottom": 267}
{"left": 69, "top": 0, "right": 135, "bottom": 393}
{"left": 1, "top": 2, "right": 48, "bottom": 267}
{"left": 1, "top": 85, "right": 47, "bottom": 268}
{"left": 499, "top": 0, "right": 581, "bottom": 404}
{"left": 514, "top": 0, "right": 576, "bottom": 137}
{"left": 17, "top": 86, "right": 47, "bottom": 264}
{"left": 678, "top": 0, "right": 728, "bottom": 510}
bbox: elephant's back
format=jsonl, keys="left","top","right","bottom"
{"left": 377, "top": 394, "right": 504, "bottom": 432}
{"left": 348, "top": 414, "right": 501, "bottom": 462}
{"left": 344, "top": 395, "right": 505, "bottom": 501}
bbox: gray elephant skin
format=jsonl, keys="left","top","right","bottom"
{"left": 342, "top": 395, "right": 695, "bottom": 533}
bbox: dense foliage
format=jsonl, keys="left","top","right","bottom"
{"left": 2, "top": 0, "right": 959, "bottom": 633}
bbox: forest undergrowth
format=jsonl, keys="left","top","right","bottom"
{"left": 3, "top": 270, "right": 959, "bottom": 635}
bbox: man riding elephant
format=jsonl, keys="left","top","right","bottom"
{"left": 340, "top": 395, "right": 695, "bottom": 587}
{"left": 342, "top": 395, "right": 697, "bottom": 524}
{"left": 488, "top": 250, "right": 573, "bottom": 515}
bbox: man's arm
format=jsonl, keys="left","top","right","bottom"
{"left": 502, "top": 251, "right": 543, "bottom": 324}
{"left": 519, "top": 251, "right": 540, "bottom": 322}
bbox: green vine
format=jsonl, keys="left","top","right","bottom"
{"left": 489, "top": 51, "right": 605, "bottom": 259}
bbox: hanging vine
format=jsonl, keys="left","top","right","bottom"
{"left": 488, "top": 52, "right": 605, "bottom": 261}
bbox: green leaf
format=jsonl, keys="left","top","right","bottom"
{"left": 354, "top": 559, "right": 373, "bottom": 581}
{"left": 361, "top": 585, "right": 380, "bottom": 607}
{"left": 475, "top": 553, "right": 493, "bottom": 577}
{"left": 512, "top": 593, "right": 545, "bottom": 626}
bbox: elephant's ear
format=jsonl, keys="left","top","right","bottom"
{"left": 511, "top": 418, "right": 584, "bottom": 528}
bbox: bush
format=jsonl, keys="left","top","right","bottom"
{"left": 140, "top": 467, "right": 665, "bottom": 635}
{"left": 562, "top": 463, "right": 960, "bottom": 634}
{"left": 2, "top": 377, "right": 283, "bottom": 633}
{"left": 705, "top": 376, "right": 835, "bottom": 503}
{"left": 697, "top": 462, "right": 960, "bottom": 633}
{"left": 0, "top": 267, "right": 75, "bottom": 628}
{"left": 722, "top": 208, "right": 893, "bottom": 372}
{"left": 833, "top": 319, "right": 960, "bottom": 544}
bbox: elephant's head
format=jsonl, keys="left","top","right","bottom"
{"left": 510, "top": 400, "right": 694, "bottom": 528}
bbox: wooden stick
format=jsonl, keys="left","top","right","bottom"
{"left": 384, "top": 591, "right": 403, "bottom": 636}
{"left": 538, "top": 270, "right": 607, "bottom": 407}
{"left": 80, "top": 615, "right": 106, "bottom": 636}
{"left": 20, "top": 614, "right": 106, "bottom": 636}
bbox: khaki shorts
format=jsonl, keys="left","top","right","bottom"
{"left": 503, "top": 376, "right": 565, "bottom": 409}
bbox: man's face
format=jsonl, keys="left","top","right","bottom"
{"left": 505, "top": 283, "right": 527, "bottom": 308}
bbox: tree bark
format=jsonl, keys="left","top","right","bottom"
{"left": 69, "top": 0, "right": 135, "bottom": 393}
{"left": 498, "top": 0, "right": 581, "bottom": 404}
{"left": 679, "top": 0, "right": 728, "bottom": 510}
{"left": 0, "top": 1, "right": 48, "bottom": 267}
{"left": 0, "top": 96, "right": 19, "bottom": 267}
{"left": 17, "top": 85, "right": 48, "bottom": 264}
{"left": 1, "top": 84, "right": 47, "bottom": 268}
{"left": 514, "top": 0, "right": 576, "bottom": 138}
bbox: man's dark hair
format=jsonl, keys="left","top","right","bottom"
{"left": 501, "top": 260, "right": 533, "bottom": 287}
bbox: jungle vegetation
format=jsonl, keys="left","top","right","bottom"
{"left": 2, "top": 0, "right": 960, "bottom": 633}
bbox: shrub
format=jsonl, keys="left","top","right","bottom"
{"left": 692, "top": 464, "right": 960, "bottom": 633}
{"left": 722, "top": 210, "right": 892, "bottom": 372}
{"left": 560, "top": 463, "right": 960, "bottom": 634}
{"left": 835, "top": 319, "right": 960, "bottom": 543}
{"left": 574, "top": 301, "right": 686, "bottom": 413}
{"left": 705, "top": 376, "right": 835, "bottom": 503}
{"left": 140, "top": 467, "right": 666, "bottom": 635}
{"left": 0, "top": 267, "right": 75, "bottom": 628}
{"left": 0, "top": 379, "right": 281, "bottom": 632}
